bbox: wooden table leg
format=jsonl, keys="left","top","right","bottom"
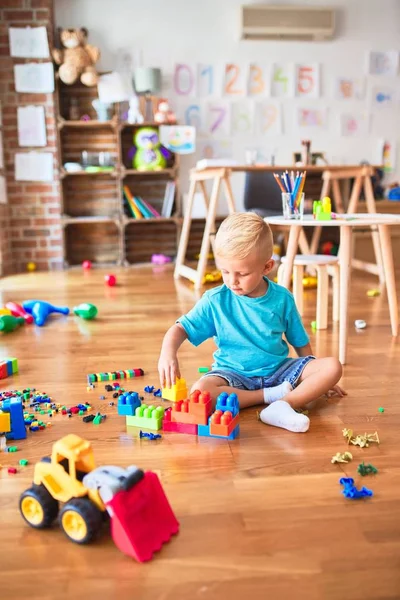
{"left": 174, "top": 177, "right": 197, "bottom": 279}
{"left": 378, "top": 224, "right": 398, "bottom": 336}
{"left": 339, "top": 226, "right": 352, "bottom": 365}
{"left": 195, "top": 174, "right": 222, "bottom": 289}
{"left": 222, "top": 171, "right": 236, "bottom": 215}
{"left": 281, "top": 226, "right": 301, "bottom": 289}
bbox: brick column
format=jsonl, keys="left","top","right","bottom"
{"left": 0, "top": 0, "right": 63, "bottom": 273}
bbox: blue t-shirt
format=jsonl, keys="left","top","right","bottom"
{"left": 177, "top": 279, "right": 309, "bottom": 378}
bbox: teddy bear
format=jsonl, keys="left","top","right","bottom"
{"left": 154, "top": 100, "right": 176, "bottom": 124}
{"left": 52, "top": 28, "right": 100, "bottom": 87}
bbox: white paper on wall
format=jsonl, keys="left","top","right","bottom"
{"left": 197, "top": 64, "right": 217, "bottom": 97}
{"left": 231, "top": 102, "right": 255, "bottom": 135}
{"left": 17, "top": 106, "right": 47, "bottom": 147}
{"left": 297, "top": 107, "right": 328, "bottom": 129}
{"left": 334, "top": 77, "right": 365, "bottom": 100}
{"left": 15, "top": 152, "right": 54, "bottom": 182}
{"left": 295, "top": 64, "right": 320, "bottom": 98}
{"left": 368, "top": 51, "right": 399, "bottom": 76}
{"left": 340, "top": 113, "right": 370, "bottom": 137}
{"left": 271, "top": 64, "right": 294, "bottom": 98}
{"left": 223, "top": 64, "right": 247, "bottom": 97}
{"left": 0, "top": 175, "right": 7, "bottom": 204}
{"left": 248, "top": 64, "right": 270, "bottom": 97}
{"left": 9, "top": 26, "right": 49, "bottom": 58}
{"left": 255, "top": 102, "right": 282, "bottom": 135}
{"left": 371, "top": 86, "right": 397, "bottom": 109}
{"left": 206, "top": 102, "right": 231, "bottom": 136}
{"left": 14, "top": 63, "right": 54, "bottom": 93}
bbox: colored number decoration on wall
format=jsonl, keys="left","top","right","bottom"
{"left": 184, "top": 104, "right": 203, "bottom": 132}
{"left": 173, "top": 64, "right": 195, "bottom": 96}
{"left": 271, "top": 64, "right": 294, "bottom": 98}
{"left": 206, "top": 102, "right": 231, "bottom": 136}
{"left": 231, "top": 102, "right": 254, "bottom": 134}
{"left": 223, "top": 64, "right": 246, "bottom": 96}
{"left": 255, "top": 102, "right": 281, "bottom": 135}
{"left": 296, "top": 64, "right": 320, "bottom": 98}
{"left": 248, "top": 64, "right": 269, "bottom": 97}
{"left": 197, "top": 64, "right": 214, "bottom": 97}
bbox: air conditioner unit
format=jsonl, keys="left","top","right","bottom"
{"left": 241, "top": 5, "right": 336, "bottom": 41}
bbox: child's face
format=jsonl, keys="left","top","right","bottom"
{"left": 216, "top": 251, "right": 275, "bottom": 298}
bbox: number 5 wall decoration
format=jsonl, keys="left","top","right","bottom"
{"left": 295, "top": 64, "right": 320, "bottom": 98}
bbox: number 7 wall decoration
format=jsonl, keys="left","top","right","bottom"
{"left": 206, "top": 102, "right": 231, "bottom": 136}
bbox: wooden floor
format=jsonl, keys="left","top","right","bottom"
{"left": 0, "top": 265, "right": 400, "bottom": 600}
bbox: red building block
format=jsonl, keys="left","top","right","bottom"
{"left": 209, "top": 410, "right": 240, "bottom": 437}
{"left": 107, "top": 470, "right": 179, "bottom": 562}
{"left": 163, "top": 408, "right": 198, "bottom": 435}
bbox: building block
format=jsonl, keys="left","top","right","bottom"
{"left": 0, "top": 411, "right": 11, "bottom": 433}
{"left": 118, "top": 392, "right": 141, "bottom": 416}
{"left": 126, "top": 405, "right": 165, "bottom": 431}
{"left": 87, "top": 369, "right": 144, "bottom": 384}
{"left": 169, "top": 391, "right": 212, "bottom": 426}
{"left": 313, "top": 197, "right": 332, "bottom": 221}
{"left": 209, "top": 412, "right": 240, "bottom": 437}
{"left": 216, "top": 392, "right": 239, "bottom": 416}
{"left": 198, "top": 423, "right": 240, "bottom": 440}
{"left": 162, "top": 377, "right": 188, "bottom": 402}
{"left": 0, "top": 357, "right": 18, "bottom": 380}
{"left": 1, "top": 397, "right": 26, "bottom": 440}
{"left": 162, "top": 407, "right": 198, "bottom": 434}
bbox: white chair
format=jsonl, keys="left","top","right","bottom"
{"left": 278, "top": 255, "right": 340, "bottom": 330}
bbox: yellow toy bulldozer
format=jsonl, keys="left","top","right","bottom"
{"left": 19, "top": 434, "right": 141, "bottom": 544}
{"left": 19, "top": 434, "right": 179, "bottom": 561}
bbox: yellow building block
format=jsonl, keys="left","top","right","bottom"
{"left": 162, "top": 377, "right": 188, "bottom": 402}
{"left": 0, "top": 411, "right": 11, "bottom": 433}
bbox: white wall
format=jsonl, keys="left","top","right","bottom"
{"left": 55, "top": 0, "right": 400, "bottom": 209}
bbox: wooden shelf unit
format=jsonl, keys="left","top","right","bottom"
{"left": 56, "top": 80, "right": 182, "bottom": 267}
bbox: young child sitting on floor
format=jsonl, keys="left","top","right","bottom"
{"left": 158, "top": 212, "right": 346, "bottom": 433}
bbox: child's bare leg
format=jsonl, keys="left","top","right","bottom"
{"left": 190, "top": 376, "right": 264, "bottom": 409}
{"left": 283, "top": 357, "right": 343, "bottom": 410}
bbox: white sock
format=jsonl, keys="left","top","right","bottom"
{"left": 263, "top": 381, "right": 293, "bottom": 404}
{"left": 259, "top": 400, "right": 310, "bottom": 433}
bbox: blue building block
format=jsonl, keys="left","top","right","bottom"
{"left": 1, "top": 397, "right": 26, "bottom": 440}
{"left": 118, "top": 392, "right": 141, "bottom": 416}
{"left": 198, "top": 423, "right": 240, "bottom": 440}
{"left": 216, "top": 392, "right": 239, "bottom": 417}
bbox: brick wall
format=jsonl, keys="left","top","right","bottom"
{"left": 0, "top": 0, "right": 63, "bottom": 274}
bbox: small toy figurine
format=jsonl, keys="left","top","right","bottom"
{"left": 357, "top": 462, "right": 378, "bottom": 476}
{"left": 154, "top": 100, "right": 176, "bottom": 124}
{"left": 127, "top": 127, "right": 172, "bottom": 171}
{"left": 105, "top": 274, "right": 117, "bottom": 287}
{"left": 127, "top": 96, "right": 144, "bottom": 124}
{"left": 73, "top": 303, "right": 98, "bottom": 320}
{"left": 331, "top": 451, "right": 353, "bottom": 464}
{"left": 22, "top": 300, "right": 70, "bottom": 327}
{"left": 0, "top": 315, "right": 25, "bottom": 333}
{"left": 5, "top": 302, "right": 34, "bottom": 324}
{"left": 339, "top": 477, "right": 373, "bottom": 499}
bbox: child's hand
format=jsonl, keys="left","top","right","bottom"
{"left": 326, "top": 384, "right": 347, "bottom": 398}
{"left": 158, "top": 352, "right": 181, "bottom": 389}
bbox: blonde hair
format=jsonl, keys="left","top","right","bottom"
{"left": 215, "top": 212, "right": 273, "bottom": 260}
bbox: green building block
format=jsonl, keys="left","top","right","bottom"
{"left": 126, "top": 405, "right": 165, "bottom": 431}
{"left": 93, "top": 413, "right": 103, "bottom": 425}
{"left": 8, "top": 446, "right": 18, "bottom": 452}
{"left": 19, "top": 459, "right": 28, "bottom": 466}
{"left": 198, "top": 367, "right": 209, "bottom": 373}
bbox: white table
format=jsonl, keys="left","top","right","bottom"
{"left": 265, "top": 214, "right": 400, "bottom": 364}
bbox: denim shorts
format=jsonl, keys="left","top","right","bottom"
{"left": 201, "top": 356, "right": 315, "bottom": 391}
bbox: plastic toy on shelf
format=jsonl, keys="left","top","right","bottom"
{"left": 19, "top": 434, "right": 179, "bottom": 562}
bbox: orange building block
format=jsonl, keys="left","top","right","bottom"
{"left": 170, "top": 391, "right": 212, "bottom": 426}
{"left": 209, "top": 410, "right": 240, "bottom": 437}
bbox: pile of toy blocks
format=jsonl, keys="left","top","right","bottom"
{"left": 0, "top": 357, "right": 18, "bottom": 380}
{"left": 87, "top": 369, "right": 144, "bottom": 384}
{"left": 118, "top": 377, "right": 240, "bottom": 440}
